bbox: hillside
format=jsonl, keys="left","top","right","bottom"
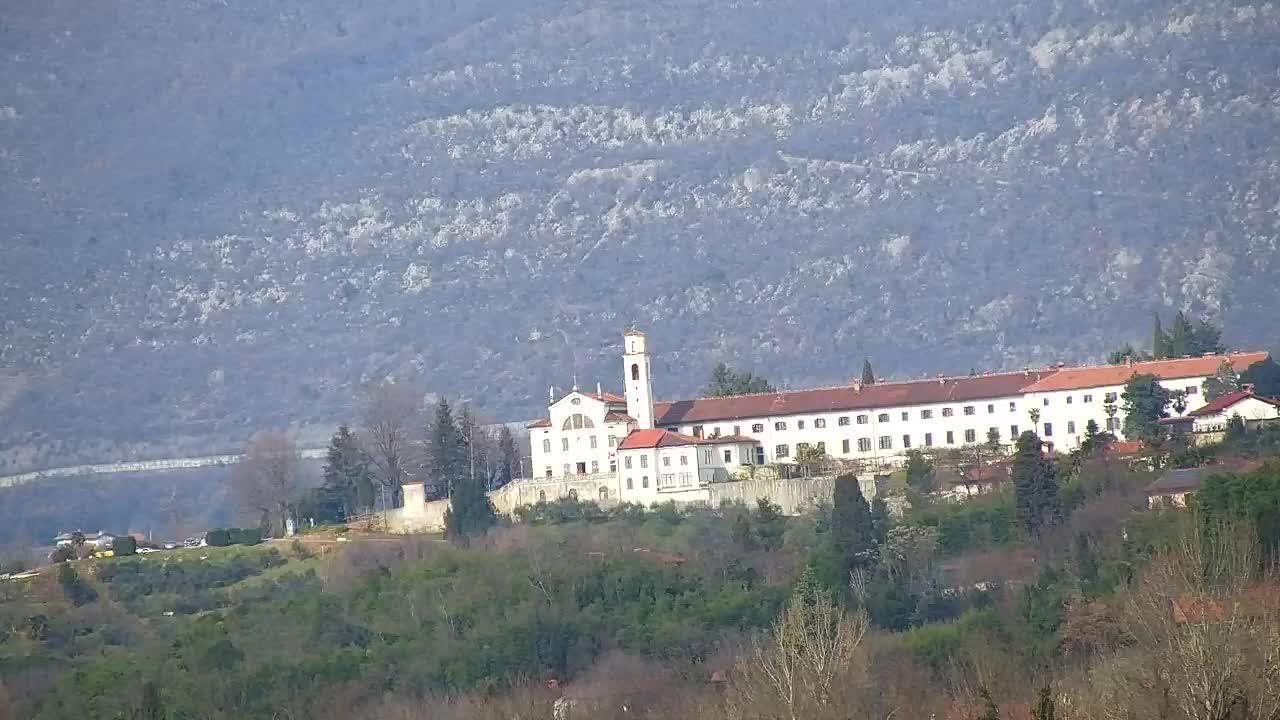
{"left": 3, "top": 0, "right": 1280, "bottom": 470}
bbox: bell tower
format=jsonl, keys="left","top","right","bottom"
{"left": 623, "top": 329, "right": 655, "bottom": 429}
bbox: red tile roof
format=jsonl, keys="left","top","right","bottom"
{"left": 1020, "top": 352, "right": 1268, "bottom": 393}
{"left": 617, "top": 428, "right": 704, "bottom": 450}
{"left": 604, "top": 411, "right": 636, "bottom": 424}
{"left": 653, "top": 370, "right": 1056, "bottom": 426}
{"left": 527, "top": 418, "right": 551, "bottom": 429}
{"left": 1106, "top": 441, "right": 1144, "bottom": 456}
{"left": 583, "top": 391, "right": 626, "bottom": 403}
{"left": 1188, "top": 391, "right": 1280, "bottom": 417}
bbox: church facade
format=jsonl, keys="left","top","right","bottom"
{"left": 526, "top": 330, "right": 1269, "bottom": 507}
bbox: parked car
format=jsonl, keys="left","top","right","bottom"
{"left": 138, "top": 548, "right": 159, "bottom": 554}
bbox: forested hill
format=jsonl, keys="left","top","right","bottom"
{"left": 3, "top": 0, "right": 1279, "bottom": 471}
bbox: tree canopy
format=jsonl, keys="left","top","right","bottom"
{"left": 1012, "top": 431, "right": 1060, "bottom": 537}
{"left": 704, "top": 363, "right": 775, "bottom": 397}
{"left": 1202, "top": 361, "right": 1241, "bottom": 402}
{"left": 832, "top": 473, "right": 876, "bottom": 574}
{"left": 1241, "top": 357, "right": 1280, "bottom": 398}
{"left": 1121, "top": 373, "right": 1172, "bottom": 443}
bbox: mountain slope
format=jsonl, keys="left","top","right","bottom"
{"left": 2, "top": 0, "right": 1279, "bottom": 471}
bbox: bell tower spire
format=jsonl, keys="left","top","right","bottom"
{"left": 623, "top": 329, "right": 655, "bottom": 429}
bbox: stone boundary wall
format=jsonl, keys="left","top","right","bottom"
{"left": 0, "top": 449, "right": 328, "bottom": 488}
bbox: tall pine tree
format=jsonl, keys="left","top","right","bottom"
{"left": 1012, "top": 431, "right": 1060, "bottom": 537}
{"left": 444, "top": 460, "right": 497, "bottom": 545}
{"left": 495, "top": 425, "right": 518, "bottom": 487}
{"left": 861, "top": 359, "right": 876, "bottom": 385}
{"left": 832, "top": 473, "right": 876, "bottom": 574}
{"left": 318, "top": 425, "right": 375, "bottom": 521}
{"left": 427, "top": 399, "right": 468, "bottom": 498}
{"left": 1168, "top": 311, "right": 1191, "bottom": 358}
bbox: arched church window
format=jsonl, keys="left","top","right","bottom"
{"left": 538, "top": 490, "right": 546, "bottom": 502}
{"left": 631, "top": 363, "right": 640, "bottom": 381}
{"left": 599, "top": 487, "right": 608, "bottom": 500}
{"left": 561, "top": 413, "right": 595, "bottom": 430}
{"left": 568, "top": 489, "right": 578, "bottom": 501}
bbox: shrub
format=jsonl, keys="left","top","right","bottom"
{"left": 113, "top": 536, "right": 137, "bottom": 556}
{"left": 57, "top": 564, "right": 98, "bottom": 607}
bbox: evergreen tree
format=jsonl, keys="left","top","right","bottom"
{"left": 318, "top": 425, "right": 374, "bottom": 521}
{"left": 832, "top": 473, "right": 876, "bottom": 573}
{"left": 1079, "top": 419, "right": 1110, "bottom": 456}
{"left": 1188, "top": 318, "right": 1226, "bottom": 356}
{"left": 427, "top": 399, "right": 468, "bottom": 498}
{"left": 861, "top": 359, "right": 876, "bottom": 385}
{"left": 443, "top": 465, "right": 497, "bottom": 545}
{"left": 904, "top": 450, "right": 937, "bottom": 495}
{"left": 753, "top": 498, "right": 786, "bottom": 550}
{"left": 1012, "top": 431, "right": 1060, "bottom": 537}
{"left": 1121, "top": 373, "right": 1172, "bottom": 443}
{"left": 731, "top": 511, "right": 756, "bottom": 550}
{"left": 1106, "top": 343, "right": 1151, "bottom": 365}
{"left": 704, "top": 363, "right": 774, "bottom": 396}
{"left": 1241, "top": 357, "right": 1280, "bottom": 397}
{"left": 495, "top": 425, "right": 518, "bottom": 487}
{"left": 1073, "top": 532, "right": 1097, "bottom": 583}
{"left": 1202, "top": 361, "right": 1241, "bottom": 401}
{"left": 1152, "top": 312, "right": 1169, "bottom": 359}
{"left": 1168, "top": 310, "right": 1190, "bottom": 358}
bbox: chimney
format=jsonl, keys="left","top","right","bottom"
{"left": 549, "top": 385, "right": 556, "bottom": 403}
{"left": 937, "top": 373, "right": 945, "bottom": 385}
{"left": 597, "top": 381, "right": 603, "bottom": 397}
{"left": 851, "top": 380, "right": 862, "bottom": 393}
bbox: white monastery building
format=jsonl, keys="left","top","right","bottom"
{"left": 526, "top": 330, "right": 1270, "bottom": 505}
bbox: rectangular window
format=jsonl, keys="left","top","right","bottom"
{"left": 1107, "top": 417, "right": 1120, "bottom": 431}
{"left": 1046, "top": 442, "right": 1055, "bottom": 453}
{"left": 642, "top": 476, "right": 649, "bottom": 488}
{"left": 610, "top": 460, "right": 616, "bottom": 473}
{"left": 814, "top": 418, "right": 826, "bottom": 428}
{"left": 1043, "top": 398, "right": 1050, "bottom": 406}
{"left": 660, "top": 474, "right": 674, "bottom": 488}
{"left": 680, "top": 455, "right": 688, "bottom": 466}
{"left": 734, "top": 425, "right": 741, "bottom": 435}
{"left": 1067, "top": 421, "right": 1076, "bottom": 434}
{"left": 545, "top": 467, "right": 553, "bottom": 478}
{"left": 776, "top": 444, "right": 790, "bottom": 458}
{"left": 693, "top": 425, "right": 704, "bottom": 439}
{"left": 663, "top": 456, "right": 671, "bottom": 467}
{"left": 1066, "top": 396, "right": 1073, "bottom": 405}
{"left": 903, "top": 434, "right": 912, "bottom": 448}
{"left": 878, "top": 413, "right": 890, "bottom": 423}
{"left": 1083, "top": 394, "right": 1092, "bottom": 403}
{"left": 924, "top": 433, "right": 933, "bottom": 447}
{"left": 752, "top": 423, "right": 764, "bottom": 433}
{"left": 1009, "top": 402, "right": 1017, "bottom": 412}
{"left": 921, "top": 409, "right": 933, "bottom": 419}
{"left": 563, "top": 463, "right": 571, "bottom": 475}
{"left": 756, "top": 447, "right": 766, "bottom": 464}
{"left": 942, "top": 408, "right": 954, "bottom": 418}
{"left": 625, "top": 456, "right": 633, "bottom": 469}
{"left": 1011, "top": 425, "right": 1019, "bottom": 438}
{"left": 857, "top": 415, "right": 869, "bottom": 424}
{"left": 543, "top": 439, "right": 551, "bottom": 453}
{"left": 798, "top": 420, "right": 806, "bottom": 430}
{"left": 989, "top": 427, "right": 999, "bottom": 442}
{"left": 1044, "top": 422, "right": 1054, "bottom": 437}
{"left": 640, "top": 455, "right": 649, "bottom": 468}
{"left": 680, "top": 472, "right": 693, "bottom": 486}
{"left": 946, "top": 431, "right": 955, "bottom": 444}
{"left": 858, "top": 438, "right": 872, "bottom": 452}
{"left": 987, "top": 404, "right": 995, "bottom": 414}
{"left": 626, "top": 476, "right": 633, "bottom": 489}
{"left": 817, "top": 441, "right": 826, "bottom": 453}
{"left": 797, "top": 442, "right": 810, "bottom": 453}
{"left": 1186, "top": 386, "right": 1199, "bottom": 395}
{"left": 724, "top": 449, "right": 732, "bottom": 462}
{"left": 775, "top": 421, "right": 787, "bottom": 431}
{"left": 963, "top": 406, "right": 975, "bottom": 416}
{"left": 901, "top": 411, "right": 909, "bottom": 421}
{"left": 878, "top": 436, "right": 892, "bottom": 450}
{"left": 964, "top": 429, "right": 976, "bottom": 443}
{"left": 1105, "top": 392, "right": 1118, "bottom": 403}
{"left": 562, "top": 438, "right": 570, "bottom": 451}
{"left": 843, "top": 439, "right": 851, "bottom": 453}
{"left": 591, "top": 460, "right": 599, "bottom": 473}
{"left": 590, "top": 436, "right": 598, "bottom": 449}
{"left": 839, "top": 416, "right": 851, "bottom": 426}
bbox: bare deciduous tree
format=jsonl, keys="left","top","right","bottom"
{"left": 728, "top": 588, "right": 868, "bottom": 720}
{"left": 230, "top": 431, "right": 300, "bottom": 535}
{"left": 361, "top": 382, "right": 422, "bottom": 507}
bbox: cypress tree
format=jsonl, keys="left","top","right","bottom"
{"left": 1012, "top": 431, "right": 1060, "bottom": 537}
{"left": 444, "top": 463, "right": 497, "bottom": 544}
{"left": 861, "top": 359, "right": 876, "bottom": 385}
{"left": 496, "top": 425, "right": 518, "bottom": 486}
{"left": 320, "top": 425, "right": 374, "bottom": 520}
{"left": 1169, "top": 311, "right": 1190, "bottom": 359}
{"left": 832, "top": 473, "right": 876, "bottom": 573}
{"left": 1152, "top": 312, "right": 1168, "bottom": 359}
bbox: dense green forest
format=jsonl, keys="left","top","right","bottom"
{"left": 3, "top": 425, "right": 1280, "bottom": 719}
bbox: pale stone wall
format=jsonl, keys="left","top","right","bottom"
{"left": 708, "top": 475, "right": 868, "bottom": 515}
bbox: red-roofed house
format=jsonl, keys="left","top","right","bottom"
{"left": 615, "top": 428, "right": 760, "bottom": 503}
{"left": 1183, "top": 390, "right": 1280, "bottom": 438}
